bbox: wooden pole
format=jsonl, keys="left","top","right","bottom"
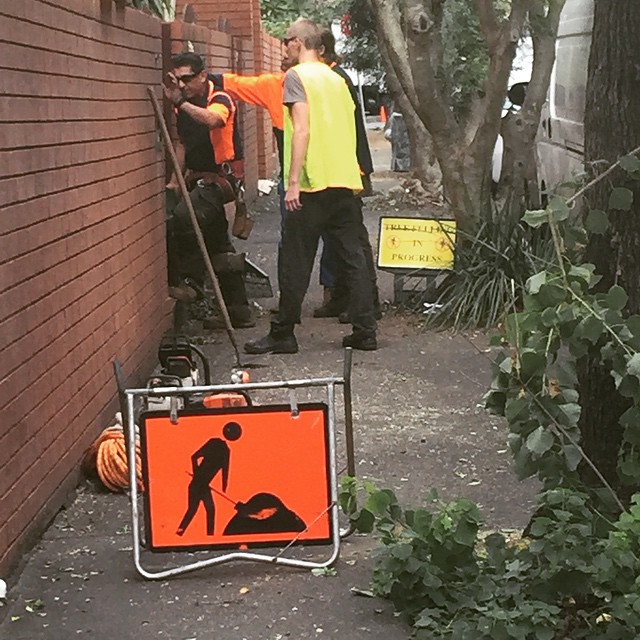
{"left": 147, "top": 86, "right": 242, "bottom": 367}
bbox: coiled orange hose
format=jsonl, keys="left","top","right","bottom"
{"left": 86, "top": 417, "right": 143, "bottom": 493}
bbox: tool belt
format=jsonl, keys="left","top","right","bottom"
{"left": 186, "top": 166, "right": 254, "bottom": 240}
{"left": 186, "top": 170, "right": 236, "bottom": 204}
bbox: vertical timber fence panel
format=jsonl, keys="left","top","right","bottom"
{"left": 0, "top": 0, "right": 171, "bottom": 576}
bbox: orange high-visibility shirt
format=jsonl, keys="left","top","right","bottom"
{"left": 223, "top": 72, "right": 285, "bottom": 131}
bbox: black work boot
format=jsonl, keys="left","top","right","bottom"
{"left": 313, "top": 287, "right": 348, "bottom": 318}
{"left": 339, "top": 306, "right": 382, "bottom": 324}
{"left": 244, "top": 325, "right": 298, "bottom": 354}
{"left": 342, "top": 332, "right": 377, "bottom": 351}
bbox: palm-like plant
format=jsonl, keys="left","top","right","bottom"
{"left": 426, "top": 200, "right": 556, "bottom": 331}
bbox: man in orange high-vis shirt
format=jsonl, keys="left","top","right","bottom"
{"left": 211, "top": 67, "right": 289, "bottom": 294}
{"left": 216, "top": 69, "right": 286, "bottom": 167}
{"left": 163, "top": 52, "right": 254, "bottom": 329}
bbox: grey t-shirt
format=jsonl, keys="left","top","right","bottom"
{"left": 283, "top": 69, "right": 307, "bottom": 105}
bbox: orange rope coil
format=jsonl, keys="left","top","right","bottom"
{"left": 86, "top": 413, "right": 144, "bottom": 493}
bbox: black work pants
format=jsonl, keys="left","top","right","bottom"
{"left": 167, "top": 183, "right": 248, "bottom": 307}
{"left": 324, "top": 209, "right": 380, "bottom": 311}
{"left": 273, "top": 188, "right": 376, "bottom": 337}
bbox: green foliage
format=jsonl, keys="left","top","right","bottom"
{"left": 339, "top": 0, "right": 385, "bottom": 83}
{"left": 428, "top": 199, "right": 555, "bottom": 331}
{"left": 441, "top": 2, "right": 490, "bottom": 118}
{"left": 342, "top": 153, "right": 640, "bottom": 639}
{"left": 484, "top": 159, "right": 640, "bottom": 493}
{"left": 260, "top": 0, "right": 347, "bottom": 38}
{"left": 340, "top": 478, "right": 640, "bottom": 639}
{"left": 339, "top": 0, "right": 504, "bottom": 113}
{"left": 128, "top": 0, "right": 173, "bottom": 20}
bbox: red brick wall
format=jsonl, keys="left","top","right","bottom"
{"left": 0, "top": 0, "right": 172, "bottom": 576}
{"left": 176, "top": 0, "right": 283, "bottom": 179}
{"left": 0, "top": 0, "right": 277, "bottom": 578}
{"left": 177, "top": 0, "right": 260, "bottom": 40}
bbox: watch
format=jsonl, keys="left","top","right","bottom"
{"left": 174, "top": 96, "right": 188, "bottom": 109}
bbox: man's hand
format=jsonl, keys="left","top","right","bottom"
{"left": 285, "top": 183, "right": 302, "bottom": 211}
{"left": 163, "top": 72, "right": 183, "bottom": 106}
{"left": 166, "top": 179, "right": 180, "bottom": 194}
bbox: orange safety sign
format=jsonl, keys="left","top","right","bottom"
{"left": 140, "top": 404, "right": 332, "bottom": 551}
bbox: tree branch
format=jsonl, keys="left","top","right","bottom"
{"left": 368, "top": 0, "right": 419, "bottom": 110}
{"left": 467, "top": 0, "right": 529, "bottom": 162}
{"left": 524, "top": 0, "right": 566, "bottom": 121}
{"left": 567, "top": 143, "right": 640, "bottom": 207}
{"left": 472, "top": 0, "right": 500, "bottom": 52}
{"left": 399, "top": 0, "right": 460, "bottom": 141}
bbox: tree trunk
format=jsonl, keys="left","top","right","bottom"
{"left": 577, "top": 0, "right": 640, "bottom": 499}
{"left": 382, "top": 47, "right": 439, "bottom": 182}
{"left": 498, "top": 0, "right": 565, "bottom": 209}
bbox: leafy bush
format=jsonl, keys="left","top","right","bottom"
{"left": 427, "top": 200, "right": 555, "bottom": 330}
{"left": 260, "top": 0, "right": 347, "bottom": 38}
{"left": 341, "top": 479, "right": 640, "bottom": 639}
{"left": 343, "top": 153, "right": 640, "bottom": 639}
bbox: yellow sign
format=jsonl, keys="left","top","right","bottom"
{"left": 378, "top": 217, "right": 456, "bottom": 270}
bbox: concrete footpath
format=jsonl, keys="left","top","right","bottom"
{"left": 0, "top": 136, "right": 538, "bottom": 640}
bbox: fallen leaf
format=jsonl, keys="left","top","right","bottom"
{"left": 350, "top": 587, "right": 374, "bottom": 598}
{"left": 311, "top": 567, "right": 337, "bottom": 577}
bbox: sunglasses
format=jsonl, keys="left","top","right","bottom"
{"left": 174, "top": 72, "right": 198, "bottom": 84}
{"left": 282, "top": 36, "right": 297, "bottom": 46}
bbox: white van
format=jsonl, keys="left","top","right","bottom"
{"left": 537, "top": 0, "right": 594, "bottom": 191}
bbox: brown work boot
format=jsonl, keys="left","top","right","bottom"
{"left": 203, "top": 305, "right": 256, "bottom": 330}
{"left": 168, "top": 282, "right": 197, "bottom": 302}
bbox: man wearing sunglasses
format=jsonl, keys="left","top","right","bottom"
{"left": 163, "top": 52, "right": 254, "bottom": 330}
{"left": 244, "top": 19, "right": 378, "bottom": 354}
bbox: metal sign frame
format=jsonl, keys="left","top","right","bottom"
{"left": 121, "top": 351, "right": 356, "bottom": 580}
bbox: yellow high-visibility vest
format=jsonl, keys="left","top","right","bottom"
{"left": 283, "top": 61, "right": 363, "bottom": 193}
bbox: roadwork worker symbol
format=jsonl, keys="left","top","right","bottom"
{"left": 176, "top": 422, "right": 242, "bottom": 537}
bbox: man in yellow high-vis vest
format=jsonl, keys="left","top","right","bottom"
{"left": 245, "top": 18, "right": 378, "bottom": 354}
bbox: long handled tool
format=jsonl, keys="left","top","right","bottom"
{"left": 147, "top": 87, "right": 243, "bottom": 368}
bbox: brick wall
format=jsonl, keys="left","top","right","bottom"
{"left": 0, "top": 0, "right": 171, "bottom": 576}
{"left": 0, "top": 0, "right": 275, "bottom": 578}
{"left": 177, "top": 0, "right": 260, "bottom": 40}
{"left": 176, "top": 0, "right": 283, "bottom": 179}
